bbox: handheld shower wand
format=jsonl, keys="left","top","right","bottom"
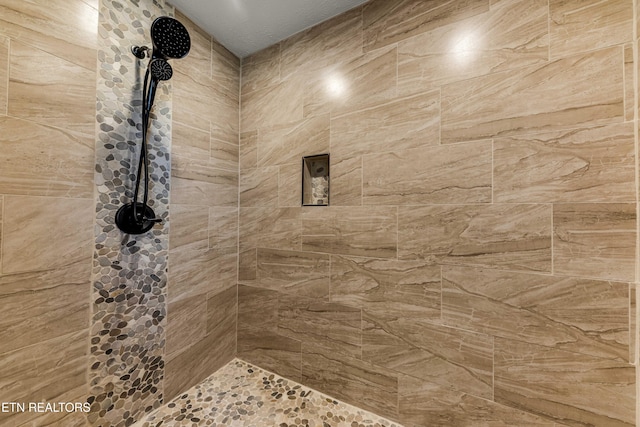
{"left": 116, "top": 16, "right": 190, "bottom": 235}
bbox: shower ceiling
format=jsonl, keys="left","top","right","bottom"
{"left": 168, "top": 0, "right": 369, "bottom": 58}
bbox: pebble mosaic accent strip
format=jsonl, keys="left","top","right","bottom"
{"left": 135, "top": 359, "right": 403, "bottom": 427}
{"left": 89, "top": 0, "right": 173, "bottom": 425}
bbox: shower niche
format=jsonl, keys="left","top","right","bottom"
{"left": 302, "top": 154, "right": 329, "bottom": 206}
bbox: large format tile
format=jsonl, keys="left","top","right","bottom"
{"left": 363, "top": 0, "right": 490, "bottom": 52}
{"left": 624, "top": 44, "right": 634, "bottom": 121}
{"left": 166, "top": 294, "right": 208, "bottom": 359}
{"left": 211, "top": 39, "right": 240, "bottom": 104}
{"left": 493, "top": 123, "right": 636, "bottom": 203}
{"left": 174, "top": 10, "right": 212, "bottom": 80}
{"left": 495, "top": 338, "right": 635, "bottom": 426}
{"left": 241, "top": 76, "right": 304, "bottom": 132}
{"left": 549, "top": 0, "right": 632, "bottom": 59}
{"left": 238, "top": 328, "right": 302, "bottom": 383}
{"left": 0, "top": 116, "right": 94, "bottom": 197}
{"left": 241, "top": 44, "right": 281, "bottom": 96}
{"left": 553, "top": 203, "right": 636, "bottom": 281}
{"left": 9, "top": 41, "right": 95, "bottom": 135}
{"left": 331, "top": 90, "right": 440, "bottom": 158}
{"left": 0, "top": 0, "right": 98, "bottom": 70}
{"left": 363, "top": 141, "right": 492, "bottom": 205}
{"left": 330, "top": 156, "right": 362, "bottom": 206}
{"left": 441, "top": 47, "right": 623, "bottom": 144}
{"left": 240, "top": 166, "right": 279, "bottom": 207}
{"left": 362, "top": 312, "right": 493, "bottom": 400}
{"left": 171, "top": 155, "right": 238, "bottom": 206}
{"left": 238, "top": 284, "right": 279, "bottom": 333}
{"left": 0, "top": 35, "right": 7, "bottom": 115}
{"left": 208, "top": 207, "right": 238, "bottom": 249}
{"left": 256, "top": 248, "right": 330, "bottom": 299}
{"left": 169, "top": 204, "right": 209, "bottom": 252}
{"left": 443, "top": 266, "right": 629, "bottom": 361}
{"left": 398, "top": 204, "right": 552, "bottom": 272}
{"left": 240, "top": 130, "right": 258, "bottom": 171}
{"left": 397, "top": 0, "right": 548, "bottom": 93}
{"left": 2, "top": 196, "right": 93, "bottom": 274}
{"left": 302, "top": 206, "right": 397, "bottom": 258}
{"left": 239, "top": 207, "right": 301, "bottom": 251}
{"left": 330, "top": 255, "right": 441, "bottom": 320}
{"left": 278, "top": 163, "right": 302, "bottom": 207}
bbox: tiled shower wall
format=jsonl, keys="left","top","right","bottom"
{"left": 237, "top": 0, "right": 640, "bottom": 425}
{"left": 0, "top": 0, "right": 239, "bottom": 426}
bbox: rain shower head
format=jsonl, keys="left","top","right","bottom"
{"left": 150, "top": 16, "right": 191, "bottom": 60}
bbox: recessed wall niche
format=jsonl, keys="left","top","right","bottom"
{"left": 302, "top": 154, "right": 329, "bottom": 206}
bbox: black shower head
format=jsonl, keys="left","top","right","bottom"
{"left": 149, "top": 58, "right": 173, "bottom": 81}
{"left": 150, "top": 16, "right": 191, "bottom": 60}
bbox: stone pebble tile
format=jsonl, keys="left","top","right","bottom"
{"left": 135, "top": 358, "right": 403, "bottom": 427}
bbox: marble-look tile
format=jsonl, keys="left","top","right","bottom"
{"left": 238, "top": 328, "right": 302, "bottom": 383}
{"left": 0, "top": 0, "right": 97, "bottom": 70}
{"left": 302, "top": 206, "right": 397, "bottom": 258}
{"left": 302, "top": 349, "right": 399, "bottom": 420}
{"left": 398, "top": 204, "right": 552, "bottom": 272}
{"left": 240, "top": 130, "right": 258, "bottom": 171}
{"left": 331, "top": 156, "right": 362, "bottom": 206}
{"left": 362, "top": 312, "right": 493, "bottom": 400}
{"left": 494, "top": 338, "right": 635, "bottom": 426}
{"left": 624, "top": 44, "right": 634, "bottom": 122}
{"left": 258, "top": 114, "right": 330, "bottom": 167}
{"left": 398, "top": 374, "right": 555, "bottom": 427}
{"left": 206, "top": 285, "right": 237, "bottom": 335}
{"left": 0, "top": 257, "right": 90, "bottom": 354}
{"left": 553, "top": 203, "right": 636, "bottom": 281}
{"left": 549, "top": 0, "right": 632, "bottom": 59}
{"left": 256, "top": 248, "right": 330, "bottom": 299}
{"left": 443, "top": 266, "right": 629, "bottom": 361}
{"left": 166, "top": 294, "right": 208, "bottom": 359}
{"left": 397, "top": 0, "right": 548, "bottom": 93}
{"left": 169, "top": 204, "right": 209, "bottom": 252}
{"left": 168, "top": 246, "right": 237, "bottom": 302}
{"left": 238, "top": 284, "right": 279, "bottom": 333}
{"left": 212, "top": 40, "right": 240, "bottom": 103}
{"left": 302, "top": 46, "right": 397, "bottom": 118}
{"left": 241, "top": 43, "right": 281, "bottom": 96}
{"left": 0, "top": 36, "right": 7, "bottom": 115}
{"left": 173, "top": 120, "right": 210, "bottom": 160}
{"left": 171, "top": 155, "right": 238, "bottom": 207}
{"left": 0, "top": 116, "right": 94, "bottom": 197}
{"left": 363, "top": 0, "right": 490, "bottom": 52}
{"left": 238, "top": 248, "right": 257, "bottom": 282}
{"left": 331, "top": 90, "right": 440, "bottom": 159}
{"left": 239, "top": 207, "right": 302, "bottom": 251}
{"left": 441, "top": 47, "right": 623, "bottom": 144}
{"left": 0, "top": 330, "right": 88, "bottom": 427}
{"left": 363, "top": 141, "right": 492, "bottom": 205}
{"left": 240, "top": 166, "right": 279, "bottom": 207}
{"left": 330, "top": 255, "right": 441, "bottom": 320}
{"left": 208, "top": 207, "right": 238, "bottom": 249}
{"left": 173, "top": 68, "right": 216, "bottom": 133}
{"left": 210, "top": 138, "right": 239, "bottom": 171}
{"left": 278, "top": 294, "right": 362, "bottom": 359}
{"left": 241, "top": 74, "right": 304, "bottom": 132}
{"left": 2, "top": 196, "right": 93, "bottom": 274}
{"left": 165, "top": 289, "right": 236, "bottom": 401}
{"left": 493, "top": 123, "right": 636, "bottom": 203}
{"left": 280, "top": 7, "right": 363, "bottom": 79}
{"left": 9, "top": 41, "right": 95, "bottom": 135}
{"left": 211, "top": 95, "right": 239, "bottom": 146}
{"left": 278, "top": 163, "right": 302, "bottom": 207}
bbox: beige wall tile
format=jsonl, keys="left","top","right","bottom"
{"left": 0, "top": 117, "right": 94, "bottom": 197}
{"left": 173, "top": 69, "right": 215, "bottom": 132}
{"left": 211, "top": 139, "right": 239, "bottom": 171}
{"left": 241, "top": 76, "right": 304, "bottom": 132}
{"left": 169, "top": 204, "right": 209, "bottom": 252}
{"left": 166, "top": 294, "right": 208, "bottom": 359}
{"left": 240, "top": 166, "right": 279, "bottom": 207}
{"left": 207, "top": 286, "right": 237, "bottom": 335}
{"left": 0, "top": 36, "right": 7, "bottom": 115}
{"left": 363, "top": 312, "right": 493, "bottom": 400}
{"left": 0, "top": 0, "right": 97, "bottom": 70}
{"left": 238, "top": 248, "right": 257, "bottom": 282}
{"left": 363, "top": 0, "right": 490, "bottom": 52}
{"left": 331, "top": 90, "right": 440, "bottom": 159}
{"left": 211, "top": 95, "right": 239, "bottom": 145}
{"left": 363, "top": 141, "right": 492, "bottom": 205}
{"left": 397, "top": 0, "right": 548, "bottom": 93}
{"left": 278, "top": 294, "right": 361, "bottom": 359}
{"left": 441, "top": 47, "right": 624, "bottom": 144}
{"left": 240, "top": 130, "right": 258, "bottom": 171}
{"left": 553, "top": 203, "right": 636, "bottom": 281}
{"left": 212, "top": 40, "right": 240, "bottom": 103}
{"left": 278, "top": 163, "right": 302, "bottom": 207}
{"left": 9, "top": 41, "right": 95, "bottom": 136}
{"left": 256, "top": 248, "right": 330, "bottom": 299}
{"left": 302, "top": 206, "right": 397, "bottom": 258}
{"left": 239, "top": 207, "right": 301, "bottom": 251}
{"left": 630, "top": 284, "right": 636, "bottom": 364}
{"left": 494, "top": 123, "right": 636, "bottom": 203}
{"left": 173, "top": 120, "right": 210, "bottom": 159}
{"left": 301, "top": 349, "right": 399, "bottom": 420}
{"left": 171, "top": 156, "right": 238, "bottom": 206}
{"left": 174, "top": 11, "right": 212, "bottom": 80}
{"left": 443, "top": 266, "right": 629, "bottom": 361}
{"left": 330, "top": 156, "right": 362, "bottom": 206}
{"left": 208, "top": 207, "right": 238, "bottom": 249}
{"left": 624, "top": 44, "right": 634, "bottom": 122}
{"left": 399, "top": 374, "right": 555, "bottom": 427}
{"left": 495, "top": 338, "right": 635, "bottom": 426}
{"left": 238, "top": 328, "right": 302, "bottom": 382}
{"left": 330, "top": 255, "right": 441, "bottom": 320}
{"left": 2, "top": 196, "right": 93, "bottom": 274}
{"left": 238, "top": 284, "right": 279, "bottom": 333}
{"left": 398, "top": 204, "right": 552, "bottom": 272}
{"left": 241, "top": 44, "right": 281, "bottom": 96}
{"left": 258, "top": 114, "right": 330, "bottom": 167}
{"left": 549, "top": 0, "right": 632, "bottom": 59}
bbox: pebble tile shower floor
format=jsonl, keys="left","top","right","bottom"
{"left": 135, "top": 359, "right": 402, "bottom": 427}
